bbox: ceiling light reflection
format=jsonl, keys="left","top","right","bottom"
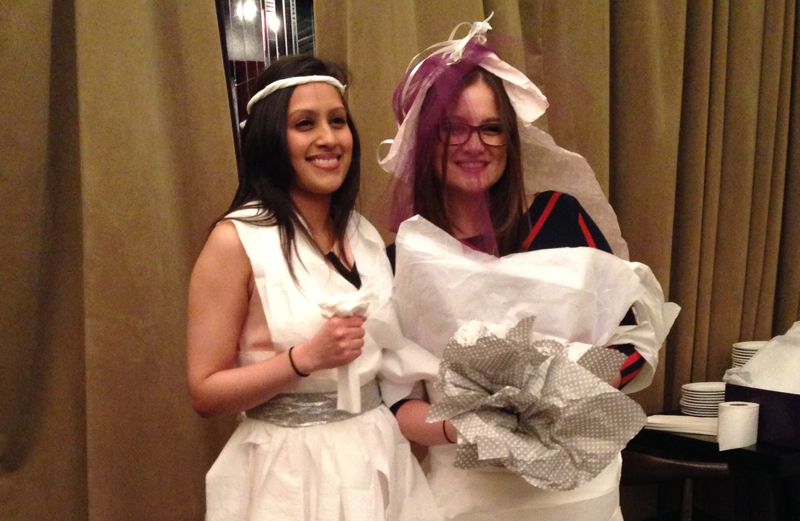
{"left": 235, "top": 0, "right": 259, "bottom": 23}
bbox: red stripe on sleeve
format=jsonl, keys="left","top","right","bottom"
{"left": 522, "top": 192, "right": 562, "bottom": 250}
{"left": 620, "top": 371, "right": 640, "bottom": 387}
{"left": 619, "top": 352, "right": 644, "bottom": 387}
{"left": 577, "top": 213, "right": 597, "bottom": 248}
{"left": 620, "top": 351, "right": 643, "bottom": 371}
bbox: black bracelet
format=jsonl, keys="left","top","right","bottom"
{"left": 288, "top": 346, "right": 309, "bottom": 377}
{"left": 442, "top": 421, "right": 455, "bottom": 444}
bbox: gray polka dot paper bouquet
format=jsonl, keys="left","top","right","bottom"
{"left": 427, "top": 316, "right": 647, "bottom": 491}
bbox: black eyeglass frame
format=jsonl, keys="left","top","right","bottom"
{"left": 437, "top": 121, "right": 508, "bottom": 147}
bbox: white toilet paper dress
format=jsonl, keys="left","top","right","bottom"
{"left": 205, "top": 208, "right": 441, "bottom": 521}
{"left": 392, "top": 217, "right": 679, "bottom": 521}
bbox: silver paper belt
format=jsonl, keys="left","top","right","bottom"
{"left": 246, "top": 380, "right": 382, "bottom": 427}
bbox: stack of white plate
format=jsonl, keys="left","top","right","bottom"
{"left": 680, "top": 381, "right": 726, "bottom": 417}
{"left": 731, "top": 340, "right": 767, "bottom": 367}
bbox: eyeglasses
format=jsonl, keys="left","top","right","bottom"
{"left": 438, "top": 121, "right": 508, "bottom": 147}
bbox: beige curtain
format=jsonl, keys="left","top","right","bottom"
{"left": 658, "top": 0, "right": 800, "bottom": 407}
{"left": 2, "top": 0, "right": 798, "bottom": 519}
{"left": 316, "top": 0, "right": 800, "bottom": 414}
{"left": 1, "top": 1, "right": 237, "bottom": 519}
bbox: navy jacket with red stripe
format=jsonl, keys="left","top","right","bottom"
{"left": 522, "top": 191, "right": 644, "bottom": 387}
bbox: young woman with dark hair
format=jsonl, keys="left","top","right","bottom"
{"left": 187, "top": 55, "right": 441, "bottom": 521}
{"left": 229, "top": 57, "right": 362, "bottom": 273}
{"left": 381, "top": 18, "right": 678, "bottom": 521}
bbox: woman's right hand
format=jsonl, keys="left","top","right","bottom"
{"left": 291, "top": 316, "right": 366, "bottom": 374}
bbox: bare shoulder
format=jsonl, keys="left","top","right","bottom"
{"left": 192, "top": 220, "right": 250, "bottom": 287}
{"left": 206, "top": 220, "right": 246, "bottom": 253}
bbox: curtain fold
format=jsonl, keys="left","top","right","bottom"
{"left": 609, "top": 1, "right": 686, "bottom": 412}
{"left": 1, "top": 4, "right": 89, "bottom": 518}
{"left": 1, "top": 0, "right": 57, "bottom": 474}
{"left": 704, "top": 0, "right": 767, "bottom": 381}
{"left": 2, "top": 2, "right": 237, "bottom": 519}
{"left": 665, "top": 0, "right": 799, "bottom": 406}
{"left": 774, "top": 0, "right": 800, "bottom": 335}
{"left": 667, "top": 0, "right": 716, "bottom": 407}
{"left": 540, "top": 0, "right": 611, "bottom": 189}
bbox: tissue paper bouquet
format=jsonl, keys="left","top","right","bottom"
{"left": 428, "top": 316, "right": 647, "bottom": 490}
{"left": 393, "top": 216, "right": 680, "bottom": 489}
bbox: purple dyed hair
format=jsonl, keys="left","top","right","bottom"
{"left": 390, "top": 40, "right": 526, "bottom": 255}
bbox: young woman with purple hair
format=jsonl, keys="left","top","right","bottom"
{"left": 383, "top": 17, "right": 678, "bottom": 521}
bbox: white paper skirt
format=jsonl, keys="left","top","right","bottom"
{"left": 426, "top": 445, "right": 624, "bottom": 521}
{"left": 206, "top": 405, "right": 440, "bottom": 521}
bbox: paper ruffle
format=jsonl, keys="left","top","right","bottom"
{"left": 394, "top": 215, "right": 680, "bottom": 394}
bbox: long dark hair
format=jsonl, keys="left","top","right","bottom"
{"left": 222, "top": 55, "right": 361, "bottom": 277}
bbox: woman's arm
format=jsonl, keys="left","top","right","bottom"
{"left": 395, "top": 399, "right": 457, "bottom": 446}
{"left": 186, "top": 221, "right": 366, "bottom": 417}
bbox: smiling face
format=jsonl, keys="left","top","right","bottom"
{"left": 286, "top": 83, "right": 353, "bottom": 202}
{"left": 435, "top": 77, "right": 507, "bottom": 198}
